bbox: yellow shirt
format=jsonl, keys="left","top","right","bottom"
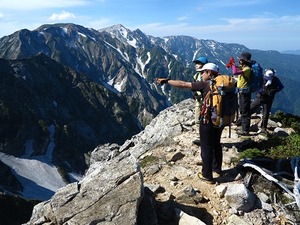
{"left": 237, "top": 65, "right": 251, "bottom": 89}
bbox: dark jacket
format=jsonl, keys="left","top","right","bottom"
{"left": 258, "top": 76, "right": 284, "bottom": 98}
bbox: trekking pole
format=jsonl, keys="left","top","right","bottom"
{"left": 229, "top": 115, "right": 232, "bottom": 138}
{"left": 219, "top": 83, "right": 225, "bottom": 127}
{"left": 236, "top": 92, "right": 239, "bottom": 122}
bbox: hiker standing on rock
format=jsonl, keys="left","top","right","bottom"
{"left": 192, "top": 56, "right": 208, "bottom": 146}
{"left": 156, "top": 63, "right": 223, "bottom": 184}
{"left": 227, "top": 52, "right": 252, "bottom": 135}
{"left": 250, "top": 69, "right": 284, "bottom": 133}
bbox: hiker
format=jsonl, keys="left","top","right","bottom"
{"left": 192, "top": 56, "right": 208, "bottom": 146}
{"left": 156, "top": 63, "right": 223, "bottom": 184}
{"left": 250, "top": 69, "right": 284, "bottom": 133}
{"left": 227, "top": 52, "right": 252, "bottom": 135}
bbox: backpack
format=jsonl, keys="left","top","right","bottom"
{"left": 201, "top": 75, "right": 238, "bottom": 136}
{"left": 249, "top": 61, "right": 264, "bottom": 93}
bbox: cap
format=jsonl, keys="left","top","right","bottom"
{"left": 199, "top": 63, "right": 219, "bottom": 73}
{"left": 238, "top": 52, "right": 252, "bottom": 62}
{"left": 264, "top": 69, "right": 275, "bottom": 80}
{"left": 193, "top": 56, "right": 208, "bottom": 65}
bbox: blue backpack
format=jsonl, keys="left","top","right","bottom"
{"left": 249, "top": 61, "right": 264, "bottom": 93}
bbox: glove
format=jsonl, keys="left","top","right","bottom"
{"left": 155, "top": 78, "right": 170, "bottom": 85}
{"left": 226, "top": 57, "right": 235, "bottom": 68}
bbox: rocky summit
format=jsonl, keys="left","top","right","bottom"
{"left": 25, "top": 98, "right": 299, "bottom": 225}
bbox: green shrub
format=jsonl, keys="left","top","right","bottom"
{"left": 240, "top": 134, "right": 300, "bottom": 160}
{"left": 271, "top": 110, "right": 300, "bottom": 133}
{"left": 239, "top": 111, "right": 300, "bottom": 161}
{"left": 239, "top": 148, "right": 267, "bottom": 160}
{"left": 268, "top": 134, "right": 300, "bottom": 159}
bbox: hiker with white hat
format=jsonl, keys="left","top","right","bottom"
{"left": 250, "top": 68, "right": 284, "bottom": 133}
{"left": 156, "top": 63, "right": 226, "bottom": 184}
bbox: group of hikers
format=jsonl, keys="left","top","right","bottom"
{"left": 155, "top": 52, "right": 284, "bottom": 184}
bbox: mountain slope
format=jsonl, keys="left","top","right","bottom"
{"left": 0, "top": 54, "right": 141, "bottom": 178}
{"left": 0, "top": 23, "right": 171, "bottom": 127}
{"left": 1, "top": 23, "right": 300, "bottom": 115}
{"left": 100, "top": 25, "right": 300, "bottom": 115}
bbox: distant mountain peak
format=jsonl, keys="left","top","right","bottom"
{"left": 99, "top": 24, "right": 148, "bottom": 48}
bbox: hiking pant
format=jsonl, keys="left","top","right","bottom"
{"left": 250, "top": 94, "right": 275, "bottom": 129}
{"left": 239, "top": 92, "right": 251, "bottom": 132}
{"left": 194, "top": 100, "right": 202, "bottom": 125}
{"left": 199, "top": 122, "right": 223, "bottom": 179}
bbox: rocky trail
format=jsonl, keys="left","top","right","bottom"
{"left": 139, "top": 103, "right": 298, "bottom": 225}
{"left": 25, "top": 99, "right": 299, "bottom": 225}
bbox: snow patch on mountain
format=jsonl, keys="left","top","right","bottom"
{"left": 0, "top": 124, "right": 82, "bottom": 200}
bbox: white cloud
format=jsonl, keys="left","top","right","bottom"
{"left": 176, "top": 16, "right": 189, "bottom": 21}
{"left": 49, "top": 10, "right": 76, "bottom": 21}
{"left": 0, "top": 12, "right": 4, "bottom": 19}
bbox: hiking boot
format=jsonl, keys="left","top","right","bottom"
{"left": 236, "top": 129, "right": 249, "bottom": 136}
{"left": 197, "top": 172, "right": 215, "bottom": 184}
{"left": 193, "top": 139, "right": 201, "bottom": 146}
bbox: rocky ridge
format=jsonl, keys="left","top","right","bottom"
{"left": 25, "top": 98, "right": 299, "bottom": 225}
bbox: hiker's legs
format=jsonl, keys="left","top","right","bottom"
{"left": 239, "top": 93, "right": 251, "bottom": 132}
{"left": 261, "top": 97, "right": 274, "bottom": 129}
{"left": 250, "top": 95, "right": 263, "bottom": 115}
{"left": 212, "top": 127, "right": 223, "bottom": 173}
{"left": 200, "top": 122, "right": 213, "bottom": 179}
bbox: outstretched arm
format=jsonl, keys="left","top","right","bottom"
{"left": 167, "top": 80, "right": 192, "bottom": 88}
{"left": 156, "top": 78, "right": 192, "bottom": 89}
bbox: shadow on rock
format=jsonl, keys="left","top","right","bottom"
{"left": 137, "top": 187, "right": 213, "bottom": 225}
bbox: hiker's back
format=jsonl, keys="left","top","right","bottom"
{"left": 201, "top": 75, "right": 238, "bottom": 127}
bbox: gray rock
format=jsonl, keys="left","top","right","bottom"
{"left": 25, "top": 152, "right": 143, "bottom": 225}
{"left": 224, "top": 183, "right": 256, "bottom": 212}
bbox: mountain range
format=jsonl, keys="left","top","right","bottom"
{"left": 281, "top": 49, "right": 300, "bottom": 55}
{"left": 1, "top": 23, "right": 300, "bottom": 200}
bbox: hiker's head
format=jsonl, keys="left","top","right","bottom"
{"left": 238, "top": 52, "right": 252, "bottom": 65}
{"left": 199, "top": 63, "right": 219, "bottom": 80}
{"left": 264, "top": 69, "right": 275, "bottom": 80}
{"left": 193, "top": 56, "right": 208, "bottom": 71}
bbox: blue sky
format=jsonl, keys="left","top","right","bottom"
{"left": 0, "top": 0, "right": 299, "bottom": 51}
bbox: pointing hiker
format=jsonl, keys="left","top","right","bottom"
{"left": 156, "top": 63, "right": 225, "bottom": 184}
{"left": 250, "top": 69, "right": 284, "bottom": 133}
{"left": 192, "top": 56, "right": 208, "bottom": 146}
{"left": 227, "top": 52, "right": 252, "bottom": 135}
